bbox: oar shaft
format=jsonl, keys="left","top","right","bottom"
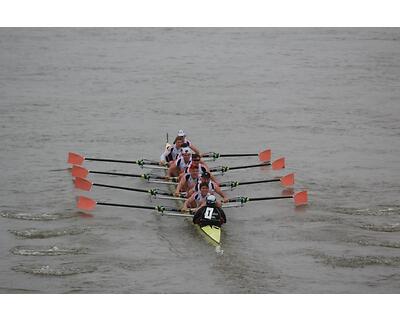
{"left": 96, "top": 202, "right": 156, "bottom": 210}
{"left": 248, "top": 196, "right": 292, "bottom": 201}
{"left": 210, "top": 162, "right": 270, "bottom": 172}
{"left": 93, "top": 182, "right": 149, "bottom": 193}
{"left": 227, "top": 163, "right": 270, "bottom": 170}
{"left": 85, "top": 157, "right": 138, "bottom": 164}
{"left": 218, "top": 153, "right": 258, "bottom": 157}
{"left": 236, "top": 178, "right": 280, "bottom": 186}
{"left": 89, "top": 170, "right": 143, "bottom": 178}
{"left": 96, "top": 201, "right": 182, "bottom": 213}
{"left": 92, "top": 182, "right": 173, "bottom": 196}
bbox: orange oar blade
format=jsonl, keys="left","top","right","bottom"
{"left": 68, "top": 152, "right": 85, "bottom": 165}
{"left": 272, "top": 157, "right": 285, "bottom": 170}
{"left": 280, "top": 173, "right": 295, "bottom": 187}
{"left": 76, "top": 196, "right": 97, "bottom": 211}
{"left": 74, "top": 177, "right": 93, "bottom": 191}
{"left": 258, "top": 149, "right": 271, "bottom": 162}
{"left": 294, "top": 191, "right": 308, "bottom": 206}
{"left": 71, "top": 165, "right": 89, "bottom": 178}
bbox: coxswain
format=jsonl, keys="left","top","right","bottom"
{"left": 182, "top": 182, "right": 214, "bottom": 211}
{"left": 167, "top": 147, "right": 192, "bottom": 177}
{"left": 160, "top": 135, "right": 186, "bottom": 166}
{"left": 174, "top": 164, "right": 200, "bottom": 197}
{"left": 190, "top": 171, "right": 229, "bottom": 202}
{"left": 192, "top": 194, "right": 227, "bottom": 227}
{"left": 177, "top": 129, "right": 201, "bottom": 155}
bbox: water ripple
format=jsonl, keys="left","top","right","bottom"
{"left": 9, "top": 226, "right": 88, "bottom": 239}
{"left": 1, "top": 211, "right": 80, "bottom": 221}
{"left": 315, "top": 254, "right": 400, "bottom": 268}
{"left": 360, "top": 223, "right": 400, "bottom": 232}
{"left": 12, "top": 263, "right": 97, "bottom": 276}
{"left": 10, "top": 245, "right": 89, "bottom": 256}
{"left": 334, "top": 206, "right": 400, "bottom": 217}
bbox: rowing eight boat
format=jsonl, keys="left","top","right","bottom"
{"left": 71, "top": 143, "right": 308, "bottom": 248}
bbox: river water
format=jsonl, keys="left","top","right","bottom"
{"left": 0, "top": 28, "right": 399, "bottom": 294}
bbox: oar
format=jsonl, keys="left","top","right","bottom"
{"left": 74, "top": 177, "right": 184, "bottom": 198}
{"left": 219, "top": 173, "right": 294, "bottom": 189}
{"left": 228, "top": 190, "right": 308, "bottom": 206}
{"left": 76, "top": 196, "right": 193, "bottom": 217}
{"left": 70, "top": 165, "right": 177, "bottom": 181}
{"left": 210, "top": 157, "right": 285, "bottom": 173}
{"left": 68, "top": 152, "right": 162, "bottom": 167}
{"left": 203, "top": 148, "right": 271, "bottom": 162}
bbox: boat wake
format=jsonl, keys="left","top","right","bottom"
{"left": 10, "top": 245, "right": 89, "bottom": 256}
{"left": 313, "top": 253, "right": 400, "bottom": 268}
{"left": 1, "top": 211, "right": 80, "bottom": 221}
{"left": 12, "top": 263, "right": 97, "bottom": 276}
{"left": 354, "top": 239, "right": 400, "bottom": 249}
{"left": 9, "top": 226, "right": 88, "bottom": 239}
{"left": 360, "top": 223, "right": 400, "bottom": 232}
{"left": 333, "top": 205, "right": 400, "bottom": 216}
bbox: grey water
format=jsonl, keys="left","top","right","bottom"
{"left": 0, "top": 28, "right": 399, "bottom": 293}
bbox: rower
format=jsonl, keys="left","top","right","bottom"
{"left": 167, "top": 147, "right": 192, "bottom": 177}
{"left": 192, "top": 194, "right": 227, "bottom": 227}
{"left": 177, "top": 129, "right": 201, "bottom": 155}
{"left": 182, "top": 153, "right": 214, "bottom": 181}
{"left": 191, "top": 171, "right": 229, "bottom": 203}
{"left": 174, "top": 164, "right": 200, "bottom": 197}
{"left": 160, "top": 135, "right": 186, "bottom": 166}
{"left": 182, "top": 182, "right": 214, "bottom": 211}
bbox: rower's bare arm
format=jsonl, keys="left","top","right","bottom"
{"left": 174, "top": 180, "right": 185, "bottom": 196}
{"left": 167, "top": 163, "right": 177, "bottom": 177}
{"left": 182, "top": 195, "right": 194, "bottom": 212}
{"left": 215, "top": 185, "right": 229, "bottom": 202}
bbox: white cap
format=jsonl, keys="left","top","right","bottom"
{"left": 177, "top": 129, "right": 186, "bottom": 137}
{"left": 181, "top": 147, "right": 192, "bottom": 154}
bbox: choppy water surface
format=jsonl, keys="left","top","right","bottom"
{"left": 0, "top": 28, "right": 399, "bottom": 293}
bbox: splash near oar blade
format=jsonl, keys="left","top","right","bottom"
{"left": 258, "top": 149, "right": 271, "bottom": 162}
{"left": 272, "top": 157, "right": 285, "bottom": 170}
{"left": 77, "top": 196, "right": 97, "bottom": 211}
{"left": 280, "top": 173, "right": 295, "bottom": 187}
{"left": 71, "top": 165, "right": 89, "bottom": 178}
{"left": 68, "top": 152, "right": 85, "bottom": 165}
{"left": 294, "top": 191, "right": 308, "bottom": 206}
{"left": 74, "top": 177, "right": 93, "bottom": 191}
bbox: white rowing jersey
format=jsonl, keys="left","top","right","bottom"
{"left": 175, "top": 155, "right": 192, "bottom": 172}
{"left": 160, "top": 144, "right": 183, "bottom": 163}
{"left": 182, "top": 173, "right": 199, "bottom": 190}
{"left": 194, "top": 192, "right": 209, "bottom": 207}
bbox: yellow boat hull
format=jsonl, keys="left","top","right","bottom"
{"left": 199, "top": 225, "right": 221, "bottom": 245}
